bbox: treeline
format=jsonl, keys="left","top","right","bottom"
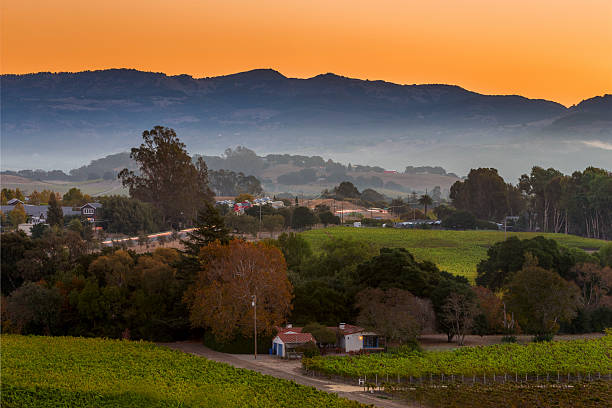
{"left": 450, "top": 166, "right": 612, "bottom": 239}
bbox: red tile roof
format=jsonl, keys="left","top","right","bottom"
{"left": 329, "top": 324, "right": 365, "bottom": 335}
{"left": 276, "top": 331, "right": 315, "bottom": 344}
{"left": 276, "top": 326, "right": 303, "bottom": 334}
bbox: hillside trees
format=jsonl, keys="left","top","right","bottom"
{"left": 185, "top": 240, "right": 293, "bottom": 342}
{"left": 119, "top": 126, "right": 213, "bottom": 228}
{"left": 504, "top": 264, "right": 580, "bottom": 337}
{"left": 450, "top": 168, "right": 515, "bottom": 221}
{"left": 356, "top": 287, "right": 435, "bottom": 344}
{"left": 98, "top": 196, "right": 161, "bottom": 235}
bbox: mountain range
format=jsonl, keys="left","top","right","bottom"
{"left": 1, "top": 69, "right": 611, "bottom": 179}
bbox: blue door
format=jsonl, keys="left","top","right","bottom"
{"left": 278, "top": 344, "right": 283, "bottom": 357}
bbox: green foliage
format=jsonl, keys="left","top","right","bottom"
{"left": 292, "top": 206, "right": 317, "bottom": 230}
{"left": 303, "top": 334, "right": 612, "bottom": 378}
{"left": 62, "top": 188, "right": 86, "bottom": 206}
{"left": 272, "top": 232, "right": 313, "bottom": 272}
{"left": 301, "top": 227, "right": 608, "bottom": 281}
{"left": 302, "top": 322, "right": 337, "bottom": 345}
{"left": 442, "top": 210, "right": 477, "bottom": 230}
{"left": 504, "top": 266, "right": 580, "bottom": 336}
{"left": 1, "top": 335, "right": 363, "bottom": 407}
{"left": 118, "top": 126, "right": 213, "bottom": 228}
{"left": 46, "top": 193, "right": 63, "bottom": 227}
{"left": 476, "top": 235, "right": 583, "bottom": 289}
{"left": 450, "top": 168, "right": 517, "bottom": 221}
{"left": 295, "top": 341, "right": 320, "bottom": 358}
{"left": 203, "top": 332, "right": 273, "bottom": 354}
{"left": 183, "top": 201, "right": 230, "bottom": 256}
{"left": 8, "top": 203, "right": 27, "bottom": 227}
{"left": 98, "top": 196, "right": 161, "bottom": 235}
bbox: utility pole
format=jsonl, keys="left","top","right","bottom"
{"left": 252, "top": 294, "right": 257, "bottom": 360}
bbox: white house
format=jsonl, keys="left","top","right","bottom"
{"left": 272, "top": 326, "right": 315, "bottom": 358}
{"left": 333, "top": 323, "right": 383, "bottom": 353}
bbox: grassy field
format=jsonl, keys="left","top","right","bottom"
{"left": 303, "top": 334, "right": 612, "bottom": 379}
{"left": 1, "top": 335, "right": 362, "bottom": 408}
{"left": 301, "top": 227, "right": 609, "bottom": 280}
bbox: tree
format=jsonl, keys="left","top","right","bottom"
{"left": 476, "top": 236, "right": 580, "bottom": 290}
{"left": 183, "top": 202, "right": 230, "bottom": 256}
{"left": 5, "top": 282, "right": 62, "bottom": 335}
{"left": 46, "top": 193, "right": 63, "bottom": 227}
{"left": 356, "top": 287, "right": 435, "bottom": 344}
{"left": 99, "top": 196, "right": 161, "bottom": 235}
{"left": 318, "top": 211, "right": 340, "bottom": 226}
{"left": 62, "top": 188, "right": 87, "bottom": 206}
{"left": 262, "top": 214, "right": 285, "bottom": 236}
{"left": 472, "top": 286, "right": 504, "bottom": 335}
{"left": 572, "top": 263, "right": 612, "bottom": 310}
{"left": 292, "top": 206, "right": 317, "bottom": 230}
{"left": 418, "top": 194, "right": 433, "bottom": 217}
{"left": 118, "top": 126, "right": 213, "bottom": 228}
{"left": 302, "top": 322, "right": 337, "bottom": 345}
{"left": 8, "top": 202, "right": 27, "bottom": 228}
{"left": 334, "top": 181, "right": 360, "bottom": 199}
{"left": 504, "top": 265, "right": 580, "bottom": 337}
{"left": 441, "top": 291, "right": 478, "bottom": 346}
{"left": 450, "top": 168, "right": 515, "bottom": 221}
{"left": 185, "top": 240, "right": 293, "bottom": 342}
{"left": 272, "top": 232, "right": 312, "bottom": 272}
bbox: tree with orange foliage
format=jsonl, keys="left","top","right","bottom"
{"left": 185, "top": 239, "right": 292, "bottom": 342}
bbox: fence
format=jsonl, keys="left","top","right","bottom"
{"left": 303, "top": 368, "right": 612, "bottom": 392}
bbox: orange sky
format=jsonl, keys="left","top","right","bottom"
{"left": 2, "top": 0, "right": 611, "bottom": 106}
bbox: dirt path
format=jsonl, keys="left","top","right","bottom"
{"left": 158, "top": 341, "right": 412, "bottom": 408}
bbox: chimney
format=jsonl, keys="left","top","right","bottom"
{"left": 339, "top": 323, "right": 346, "bottom": 330}
{"left": 286, "top": 323, "right": 292, "bottom": 328}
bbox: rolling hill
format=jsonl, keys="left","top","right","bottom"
{"left": 2, "top": 69, "right": 610, "bottom": 178}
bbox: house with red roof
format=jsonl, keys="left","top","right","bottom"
{"left": 272, "top": 323, "right": 382, "bottom": 357}
{"left": 272, "top": 325, "right": 315, "bottom": 358}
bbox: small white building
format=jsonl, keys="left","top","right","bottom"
{"left": 334, "top": 323, "right": 383, "bottom": 353}
{"left": 272, "top": 326, "right": 315, "bottom": 358}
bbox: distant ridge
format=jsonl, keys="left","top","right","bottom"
{"left": 1, "top": 68, "right": 610, "bottom": 175}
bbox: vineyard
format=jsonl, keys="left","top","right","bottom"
{"left": 391, "top": 382, "right": 612, "bottom": 408}
{"left": 303, "top": 334, "right": 612, "bottom": 379}
{"left": 1, "top": 335, "right": 363, "bottom": 408}
{"left": 301, "top": 227, "right": 608, "bottom": 280}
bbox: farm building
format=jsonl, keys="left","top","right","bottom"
{"left": 272, "top": 323, "right": 382, "bottom": 357}
{"left": 272, "top": 326, "right": 315, "bottom": 358}
{"left": 333, "top": 323, "right": 384, "bottom": 353}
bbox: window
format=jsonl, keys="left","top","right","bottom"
{"left": 363, "top": 335, "right": 378, "bottom": 348}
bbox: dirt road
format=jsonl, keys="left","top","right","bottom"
{"left": 159, "top": 341, "right": 412, "bottom": 408}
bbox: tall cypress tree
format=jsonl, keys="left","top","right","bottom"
{"left": 46, "top": 193, "right": 64, "bottom": 227}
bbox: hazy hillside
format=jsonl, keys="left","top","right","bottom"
{"left": 2, "top": 69, "right": 611, "bottom": 178}
{"left": 2, "top": 149, "right": 460, "bottom": 197}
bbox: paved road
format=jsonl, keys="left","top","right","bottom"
{"left": 158, "top": 341, "right": 412, "bottom": 408}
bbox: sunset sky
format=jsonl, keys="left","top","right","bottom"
{"left": 2, "top": 0, "right": 611, "bottom": 106}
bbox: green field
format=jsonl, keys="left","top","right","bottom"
{"left": 301, "top": 227, "right": 609, "bottom": 280}
{"left": 1, "top": 335, "right": 362, "bottom": 408}
{"left": 303, "top": 334, "right": 612, "bottom": 379}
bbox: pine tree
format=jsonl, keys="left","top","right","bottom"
{"left": 182, "top": 202, "right": 230, "bottom": 256}
{"left": 46, "top": 193, "right": 64, "bottom": 227}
